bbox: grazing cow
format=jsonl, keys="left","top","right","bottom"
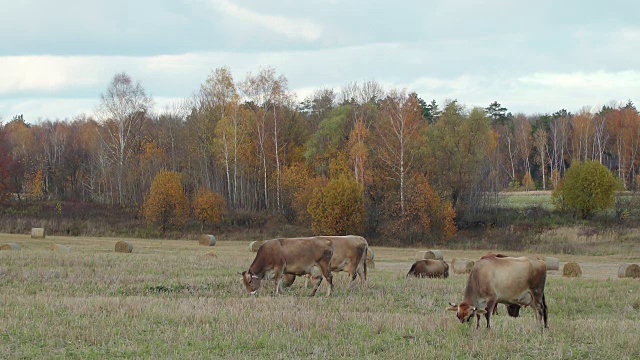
{"left": 407, "top": 259, "right": 449, "bottom": 278}
{"left": 479, "top": 253, "right": 521, "bottom": 316}
{"left": 282, "top": 235, "right": 369, "bottom": 288}
{"left": 240, "top": 237, "right": 334, "bottom": 296}
{"left": 447, "top": 256, "right": 548, "bottom": 329}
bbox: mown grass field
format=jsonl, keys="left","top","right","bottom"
{"left": 1, "top": 233, "right": 640, "bottom": 359}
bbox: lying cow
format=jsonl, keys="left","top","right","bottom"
{"left": 240, "top": 237, "right": 334, "bottom": 296}
{"left": 281, "top": 235, "right": 368, "bottom": 289}
{"left": 447, "top": 256, "right": 548, "bottom": 329}
{"left": 407, "top": 259, "right": 449, "bottom": 278}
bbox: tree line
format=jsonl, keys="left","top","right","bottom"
{"left": 1, "top": 67, "right": 638, "bottom": 242}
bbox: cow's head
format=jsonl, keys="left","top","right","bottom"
{"left": 447, "top": 302, "right": 487, "bottom": 323}
{"left": 240, "top": 271, "right": 261, "bottom": 295}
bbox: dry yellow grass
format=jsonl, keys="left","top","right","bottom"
{"left": 1, "top": 233, "right": 640, "bottom": 359}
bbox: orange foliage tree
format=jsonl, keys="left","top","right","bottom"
{"left": 192, "top": 188, "right": 227, "bottom": 232}
{"left": 143, "top": 170, "right": 188, "bottom": 232}
{"left": 392, "top": 173, "right": 457, "bottom": 243}
{"left": 307, "top": 174, "right": 364, "bottom": 236}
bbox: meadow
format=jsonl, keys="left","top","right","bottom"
{"left": 1, "top": 233, "right": 640, "bottom": 359}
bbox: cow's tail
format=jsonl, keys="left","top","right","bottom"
{"left": 542, "top": 293, "right": 548, "bottom": 328}
{"left": 362, "top": 244, "right": 368, "bottom": 284}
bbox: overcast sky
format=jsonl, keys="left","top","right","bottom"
{"left": 2, "top": 0, "right": 640, "bottom": 122}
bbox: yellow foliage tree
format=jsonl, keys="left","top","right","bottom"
{"left": 143, "top": 170, "right": 188, "bottom": 232}
{"left": 522, "top": 171, "right": 534, "bottom": 191}
{"left": 307, "top": 175, "right": 364, "bottom": 235}
{"left": 192, "top": 188, "right": 227, "bottom": 232}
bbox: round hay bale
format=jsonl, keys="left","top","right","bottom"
{"left": 452, "top": 258, "right": 472, "bottom": 274}
{"left": 31, "top": 227, "right": 45, "bottom": 239}
{"left": 115, "top": 241, "right": 133, "bottom": 253}
{"left": 544, "top": 256, "right": 560, "bottom": 271}
{"left": 563, "top": 262, "right": 582, "bottom": 277}
{"left": 424, "top": 250, "right": 443, "bottom": 260}
{"left": 618, "top": 263, "right": 640, "bottom": 278}
{"left": 367, "top": 247, "right": 375, "bottom": 261}
{"left": 415, "top": 251, "right": 429, "bottom": 260}
{"left": 465, "top": 260, "right": 475, "bottom": 273}
{"left": 51, "top": 244, "right": 71, "bottom": 252}
{"left": 203, "top": 250, "right": 217, "bottom": 257}
{"left": 249, "top": 240, "right": 266, "bottom": 252}
{"left": 199, "top": 234, "right": 216, "bottom": 246}
{"left": 0, "top": 243, "right": 20, "bottom": 251}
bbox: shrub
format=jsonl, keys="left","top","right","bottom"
{"left": 553, "top": 161, "right": 617, "bottom": 219}
{"left": 192, "top": 188, "right": 226, "bottom": 232}
{"left": 143, "top": 170, "right": 188, "bottom": 232}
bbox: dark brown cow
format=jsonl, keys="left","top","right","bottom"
{"left": 407, "top": 259, "right": 449, "bottom": 278}
{"left": 282, "top": 235, "right": 368, "bottom": 288}
{"left": 447, "top": 256, "right": 548, "bottom": 329}
{"left": 240, "top": 237, "right": 334, "bottom": 296}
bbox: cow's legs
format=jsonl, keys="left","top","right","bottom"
{"left": 309, "top": 276, "right": 323, "bottom": 296}
{"left": 484, "top": 299, "right": 497, "bottom": 329}
{"left": 273, "top": 267, "right": 284, "bottom": 296}
{"left": 533, "top": 293, "right": 548, "bottom": 329}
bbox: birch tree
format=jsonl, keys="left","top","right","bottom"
{"left": 97, "top": 73, "right": 152, "bottom": 204}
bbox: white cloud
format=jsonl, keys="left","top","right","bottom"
{"left": 208, "top": 0, "right": 322, "bottom": 42}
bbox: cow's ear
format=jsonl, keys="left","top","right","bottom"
{"left": 447, "top": 303, "right": 458, "bottom": 311}
{"left": 475, "top": 308, "right": 487, "bottom": 315}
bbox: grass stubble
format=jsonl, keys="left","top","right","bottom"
{"left": 0, "top": 233, "right": 639, "bottom": 359}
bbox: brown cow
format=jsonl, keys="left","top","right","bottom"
{"left": 479, "top": 253, "right": 521, "bottom": 317}
{"left": 407, "top": 259, "right": 449, "bottom": 278}
{"left": 282, "top": 235, "right": 368, "bottom": 288}
{"left": 240, "top": 237, "right": 334, "bottom": 296}
{"left": 447, "top": 256, "right": 548, "bottom": 329}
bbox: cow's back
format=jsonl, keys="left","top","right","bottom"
{"left": 318, "top": 235, "right": 367, "bottom": 271}
{"left": 471, "top": 256, "right": 545, "bottom": 302}
{"left": 276, "top": 237, "right": 334, "bottom": 275}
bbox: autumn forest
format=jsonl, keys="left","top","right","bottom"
{"left": 1, "top": 67, "right": 639, "bottom": 243}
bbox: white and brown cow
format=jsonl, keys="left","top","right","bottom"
{"left": 407, "top": 259, "right": 449, "bottom": 278}
{"left": 282, "top": 235, "right": 368, "bottom": 288}
{"left": 240, "top": 237, "right": 334, "bottom": 296}
{"left": 447, "top": 256, "right": 548, "bottom": 329}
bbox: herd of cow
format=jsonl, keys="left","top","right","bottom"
{"left": 240, "top": 235, "right": 548, "bottom": 330}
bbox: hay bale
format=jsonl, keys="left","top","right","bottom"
{"left": 199, "top": 234, "right": 216, "bottom": 246}
{"left": 249, "top": 240, "right": 266, "bottom": 252}
{"left": 51, "top": 244, "right": 71, "bottom": 252}
{"left": 115, "top": 241, "right": 133, "bottom": 253}
{"left": 367, "top": 247, "right": 375, "bottom": 261}
{"left": 563, "top": 262, "right": 582, "bottom": 277}
{"left": 0, "top": 243, "right": 20, "bottom": 251}
{"left": 424, "top": 250, "right": 443, "bottom": 260}
{"left": 618, "top": 263, "right": 640, "bottom": 278}
{"left": 452, "top": 258, "right": 473, "bottom": 274}
{"left": 31, "top": 227, "right": 45, "bottom": 239}
{"left": 465, "top": 260, "right": 475, "bottom": 273}
{"left": 544, "top": 256, "right": 560, "bottom": 271}
{"left": 415, "top": 250, "right": 443, "bottom": 260}
{"left": 203, "top": 250, "right": 217, "bottom": 257}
